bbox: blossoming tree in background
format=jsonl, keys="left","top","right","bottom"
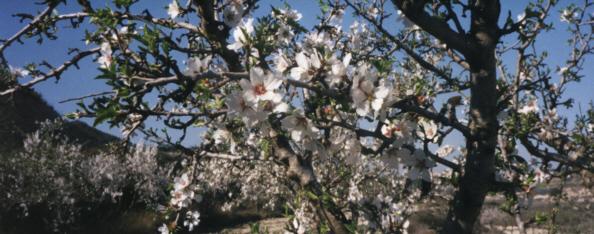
{"left": 0, "top": 0, "right": 593, "bottom": 233}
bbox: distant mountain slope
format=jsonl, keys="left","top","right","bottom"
{"left": 0, "top": 87, "right": 118, "bottom": 152}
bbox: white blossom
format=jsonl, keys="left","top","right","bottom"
{"left": 277, "top": 8, "right": 302, "bottom": 21}
{"left": 400, "top": 149, "right": 435, "bottom": 181}
{"left": 222, "top": 1, "right": 244, "bottom": 27}
{"left": 517, "top": 12, "right": 526, "bottom": 22}
{"left": 302, "top": 31, "right": 333, "bottom": 50}
{"left": 213, "top": 128, "right": 237, "bottom": 153}
{"left": 416, "top": 118, "right": 438, "bottom": 142}
{"left": 281, "top": 111, "right": 320, "bottom": 142}
{"left": 325, "top": 53, "right": 351, "bottom": 87}
{"left": 226, "top": 90, "right": 267, "bottom": 127}
{"left": 158, "top": 224, "right": 169, "bottom": 234}
{"left": 558, "top": 66, "right": 569, "bottom": 75}
{"left": 97, "top": 42, "right": 113, "bottom": 68}
{"left": 518, "top": 99, "right": 539, "bottom": 114}
{"left": 368, "top": 7, "right": 379, "bottom": 18}
{"left": 8, "top": 65, "right": 29, "bottom": 77}
{"left": 167, "top": 0, "right": 180, "bottom": 19}
{"left": 560, "top": 9, "right": 577, "bottom": 23}
{"left": 183, "top": 56, "right": 211, "bottom": 76}
{"left": 328, "top": 8, "right": 344, "bottom": 29}
{"left": 396, "top": 10, "right": 414, "bottom": 27}
{"left": 290, "top": 51, "right": 322, "bottom": 81}
{"left": 371, "top": 79, "right": 393, "bottom": 112}
{"left": 277, "top": 24, "right": 295, "bottom": 44}
{"left": 227, "top": 18, "right": 254, "bottom": 51}
{"left": 436, "top": 145, "right": 454, "bottom": 157}
{"left": 183, "top": 210, "right": 201, "bottom": 231}
{"left": 352, "top": 63, "right": 392, "bottom": 116}
{"left": 349, "top": 21, "right": 373, "bottom": 51}
{"left": 273, "top": 50, "right": 290, "bottom": 73}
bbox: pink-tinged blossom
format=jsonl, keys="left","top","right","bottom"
{"left": 240, "top": 67, "right": 283, "bottom": 103}
{"left": 170, "top": 173, "right": 195, "bottom": 208}
{"left": 381, "top": 119, "right": 415, "bottom": 141}
{"left": 416, "top": 118, "right": 438, "bottom": 143}
{"left": 173, "top": 173, "right": 190, "bottom": 191}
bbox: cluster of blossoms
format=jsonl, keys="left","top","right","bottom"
{"left": 170, "top": 172, "right": 196, "bottom": 209}
{"left": 227, "top": 67, "right": 287, "bottom": 128}
{"left": 0, "top": 120, "right": 166, "bottom": 233}
{"left": 183, "top": 3, "right": 456, "bottom": 232}
{"left": 3, "top": 0, "right": 593, "bottom": 233}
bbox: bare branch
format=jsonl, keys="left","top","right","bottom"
{"left": 0, "top": 47, "right": 100, "bottom": 96}
{"left": 345, "top": 0, "right": 468, "bottom": 89}
{"left": 59, "top": 91, "right": 115, "bottom": 103}
{"left": 0, "top": 4, "right": 59, "bottom": 61}
{"left": 391, "top": 0, "right": 474, "bottom": 56}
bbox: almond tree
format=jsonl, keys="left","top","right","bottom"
{"left": 1, "top": 0, "right": 592, "bottom": 233}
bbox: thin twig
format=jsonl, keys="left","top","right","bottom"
{"left": 59, "top": 91, "right": 115, "bottom": 103}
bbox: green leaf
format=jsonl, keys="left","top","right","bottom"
{"left": 114, "top": 0, "right": 132, "bottom": 8}
{"left": 96, "top": 64, "right": 117, "bottom": 80}
{"left": 318, "top": 0, "right": 329, "bottom": 14}
{"left": 305, "top": 191, "right": 319, "bottom": 201}
{"left": 93, "top": 105, "right": 117, "bottom": 127}
{"left": 249, "top": 222, "right": 260, "bottom": 234}
{"left": 64, "top": 113, "right": 78, "bottom": 120}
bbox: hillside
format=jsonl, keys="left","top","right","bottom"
{"left": 0, "top": 86, "right": 118, "bottom": 152}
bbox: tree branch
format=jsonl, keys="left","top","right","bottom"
{"left": 0, "top": 47, "right": 100, "bottom": 96}
{"left": 0, "top": 3, "right": 59, "bottom": 63}
{"left": 391, "top": 0, "right": 474, "bottom": 56}
{"left": 345, "top": 0, "right": 468, "bottom": 89}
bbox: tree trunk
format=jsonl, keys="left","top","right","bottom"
{"left": 275, "top": 136, "right": 349, "bottom": 234}
{"left": 442, "top": 1, "right": 500, "bottom": 233}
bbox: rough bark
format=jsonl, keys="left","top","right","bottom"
{"left": 275, "top": 136, "right": 349, "bottom": 234}
{"left": 392, "top": 0, "right": 502, "bottom": 232}
{"left": 442, "top": 1, "right": 501, "bottom": 233}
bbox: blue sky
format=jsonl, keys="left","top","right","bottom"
{"left": 1, "top": 0, "right": 592, "bottom": 147}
